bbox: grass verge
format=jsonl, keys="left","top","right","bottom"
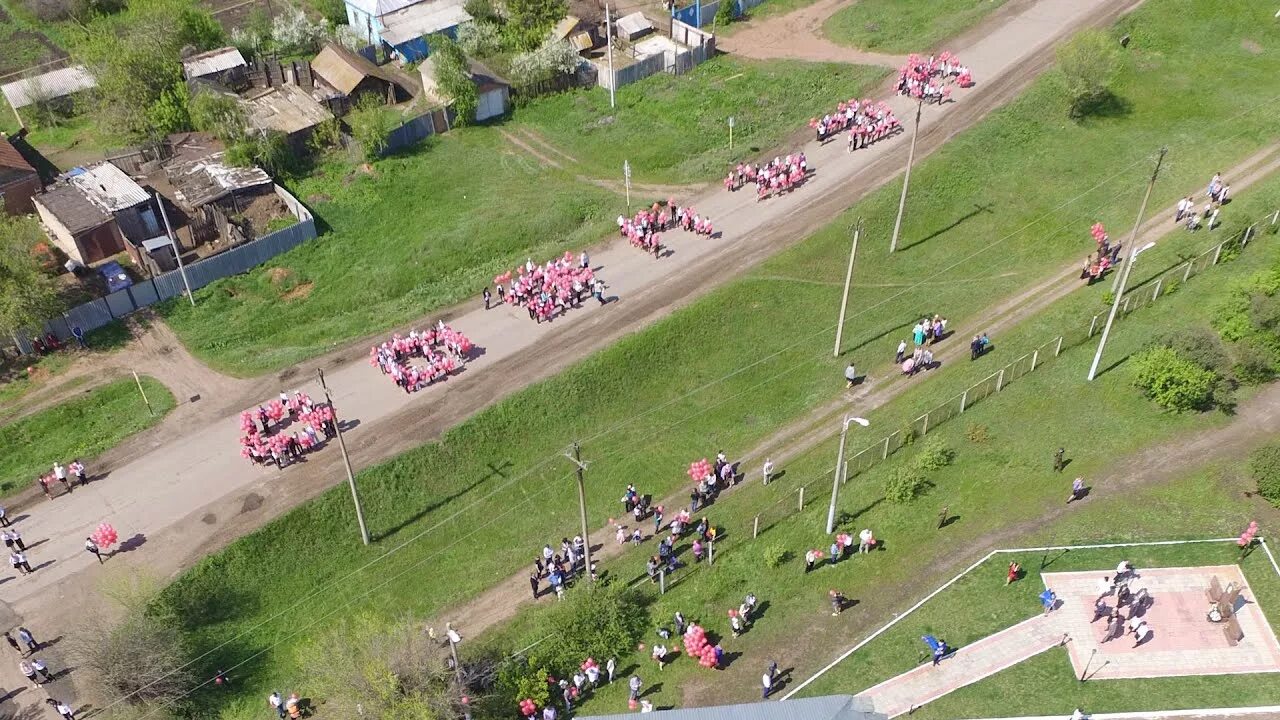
{"left": 823, "top": 0, "right": 1009, "bottom": 54}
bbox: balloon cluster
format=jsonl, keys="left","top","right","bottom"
{"left": 369, "top": 325, "right": 471, "bottom": 393}
{"left": 836, "top": 533, "right": 853, "bottom": 550}
{"left": 687, "top": 458, "right": 712, "bottom": 482}
{"left": 1239, "top": 520, "right": 1260, "bottom": 547}
{"left": 681, "top": 623, "right": 718, "bottom": 669}
{"left": 494, "top": 251, "right": 596, "bottom": 323}
{"left": 92, "top": 522, "right": 118, "bottom": 549}
{"left": 518, "top": 698, "right": 537, "bottom": 717}
{"left": 238, "top": 394, "right": 335, "bottom": 463}
{"left": 580, "top": 657, "right": 599, "bottom": 673}
{"left": 1090, "top": 223, "right": 1108, "bottom": 244}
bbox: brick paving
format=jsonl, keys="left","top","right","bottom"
{"left": 856, "top": 566, "right": 1280, "bottom": 718}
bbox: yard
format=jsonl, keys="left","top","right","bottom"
{"left": 510, "top": 56, "right": 887, "bottom": 185}
{"left": 823, "top": 0, "right": 1010, "bottom": 54}
{"left": 151, "top": 0, "right": 1280, "bottom": 715}
{"left": 0, "top": 375, "right": 174, "bottom": 496}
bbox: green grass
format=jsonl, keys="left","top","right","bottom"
{"left": 823, "top": 0, "right": 1009, "bottom": 53}
{"left": 0, "top": 376, "right": 175, "bottom": 495}
{"left": 510, "top": 56, "right": 888, "bottom": 184}
{"left": 158, "top": 131, "right": 619, "bottom": 375}
{"left": 153, "top": 1, "right": 1280, "bottom": 715}
{"left": 0, "top": 321, "right": 135, "bottom": 414}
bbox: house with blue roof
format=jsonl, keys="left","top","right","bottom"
{"left": 344, "top": 0, "right": 472, "bottom": 62}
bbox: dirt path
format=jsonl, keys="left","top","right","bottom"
{"left": 716, "top": 0, "right": 907, "bottom": 66}
{"left": 500, "top": 127, "right": 709, "bottom": 197}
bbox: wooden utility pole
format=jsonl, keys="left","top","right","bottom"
{"left": 889, "top": 100, "right": 923, "bottom": 253}
{"left": 565, "top": 443, "right": 595, "bottom": 581}
{"left": 318, "top": 368, "right": 370, "bottom": 545}
{"left": 833, "top": 218, "right": 862, "bottom": 356}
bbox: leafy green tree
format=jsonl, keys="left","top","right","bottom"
{"left": 884, "top": 466, "right": 928, "bottom": 504}
{"left": 0, "top": 216, "right": 61, "bottom": 339}
{"left": 1131, "top": 346, "right": 1217, "bottom": 412}
{"left": 428, "top": 33, "right": 479, "bottom": 125}
{"left": 189, "top": 91, "right": 247, "bottom": 143}
{"left": 1249, "top": 444, "right": 1280, "bottom": 508}
{"left": 503, "top": 0, "right": 566, "bottom": 50}
{"left": 347, "top": 94, "right": 398, "bottom": 159}
{"left": 1055, "top": 28, "right": 1123, "bottom": 119}
{"left": 529, "top": 582, "right": 648, "bottom": 674}
{"left": 714, "top": 0, "right": 735, "bottom": 27}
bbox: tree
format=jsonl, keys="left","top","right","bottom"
{"left": 714, "top": 0, "right": 735, "bottom": 28}
{"left": 527, "top": 582, "right": 648, "bottom": 674}
{"left": 0, "top": 216, "right": 61, "bottom": 340}
{"left": 428, "top": 33, "right": 479, "bottom": 125}
{"left": 503, "top": 0, "right": 566, "bottom": 50}
{"left": 189, "top": 91, "right": 247, "bottom": 143}
{"left": 347, "top": 94, "right": 398, "bottom": 159}
{"left": 71, "top": 609, "right": 196, "bottom": 706}
{"left": 1055, "top": 29, "right": 1122, "bottom": 119}
{"left": 1131, "top": 346, "right": 1217, "bottom": 412}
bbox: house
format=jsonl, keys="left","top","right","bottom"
{"left": 0, "top": 65, "right": 97, "bottom": 127}
{"left": 419, "top": 58, "right": 510, "bottom": 122}
{"left": 311, "top": 42, "right": 414, "bottom": 107}
{"left": 182, "top": 47, "right": 249, "bottom": 88}
{"left": 241, "top": 84, "right": 334, "bottom": 146}
{"left": 32, "top": 162, "right": 160, "bottom": 266}
{"left": 165, "top": 150, "right": 274, "bottom": 244}
{"left": 578, "top": 695, "right": 886, "bottom": 720}
{"left": 0, "top": 134, "right": 41, "bottom": 215}
{"left": 344, "top": 0, "right": 471, "bottom": 62}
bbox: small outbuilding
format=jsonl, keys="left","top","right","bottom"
{"left": 311, "top": 42, "right": 414, "bottom": 106}
{"left": 182, "top": 47, "right": 249, "bottom": 88}
{"left": 34, "top": 184, "right": 124, "bottom": 265}
{"left": 242, "top": 84, "right": 334, "bottom": 146}
{"left": 1, "top": 65, "right": 97, "bottom": 127}
{"left": 577, "top": 695, "right": 886, "bottom": 720}
{"left": 419, "top": 58, "right": 510, "bottom": 122}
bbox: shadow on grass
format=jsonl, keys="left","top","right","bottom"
{"left": 372, "top": 463, "right": 508, "bottom": 542}
{"left": 898, "top": 202, "right": 995, "bottom": 254}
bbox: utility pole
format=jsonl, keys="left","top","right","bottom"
{"left": 889, "top": 100, "right": 923, "bottom": 253}
{"left": 826, "top": 416, "right": 868, "bottom": 534}
{"left": 728, "top": 116, "right": 734, "bottom": 150}
{"left": 564, "top": 443, "right": 595, "bottom": 582}
{"left": 833, "top": 218, "right": 862, "bottom": 357}
{"left": 155, "top": 192, "right": 195, "bottom": 306}
{"left": 605, "top": 4, "right": 616, "bottom": 109}
{"left": 1087, "top": 147, "right": 1168, "bottom": 381}
{"left": 317, "top": 368, "right": 370, "bottom": 545}
{"left": 623, "top": 160, "right": 632, "bottom": 212}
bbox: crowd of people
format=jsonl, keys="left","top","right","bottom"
{"left": 810, "top": 99, "right": 902, "bottom": 150}
{"left": 238, "top": 391, "right": 337, "bottom": 468}
{"left": 724, "top": 154, "right": 811, "bottom": 201}
{"left": 1093, "top": 561, "right": 1155, "bottom": 647}
{"left": 369, "top": 322, "right": 474, "bottom": 393}
{"left": 490, "top": 252, "right": 605, "bottom": 323}
{"left": 531, "top": 534, "right": 592, "bottom": 601}
{"left": 1080, "top": 222, "right": 1121, "bottom": 284}
{"left": 1175, "top": 172, "right": 1231, "bottom": 232}
{"left": 5, "top": 626, "right": 77, "bottom": 717}
{"left": 617, "top": 200, "right": 716, "bottom": 257}
{"left": 896, "top": 51, "right": 973, "bottom": 102}
{"left": 34, "top": 459, "right": 88, "bottom": 500}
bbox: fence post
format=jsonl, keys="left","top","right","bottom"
{"left": 1183, "top": 260, "right": 1193, "bottom": 282}
{"left": 798, "top": 487, "right": 804, "bottom": 511}
{"left": 996, "top": 368, "right": 1005, "bottom": 392}
{"left": 1213, "top": 242, "right": 1224, "bottom": 265}
{"left": 1056, "top": 336, "right": 1063, "bottom": 356}
{"left": 753, "top": 516, "right": 759, "bottom": 539}
{"left": 1243, "top": 225, "right": 1255, "bottom": 247}
{"left": 1031, "top": 349, "right": 1039, "bottom": 372}
{"left": 1153, "top": 278, "right": 1162, "bottom": 300}
{"left": 959, "top": 389, "right": 968, "bottom": 413}
{"left": 659, "top": 567, "right": 666, "bottom": 594}
{"left": 882, "top": 436, "right": 890, "bottom": 460}
{"left": 1272, "top": 209, "right": 1279, "bottom": 226}
{"left": 920, "top": 413, "right": 929, "bottom": 436}
{"left": 1088, "top": 315, "right": 1098, "bottom": 338}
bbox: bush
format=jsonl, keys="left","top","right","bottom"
{"left": 72, "top": 608, "right": 196, "bottom": 706}
{"left": 508, "top": 38, "right": 580, "bottom": 86}
{"left": 347, "top": 94, "right": 398, "bottom": 159}
{"left": 1055, "top": 28, "right": 1123, "bottom": 119}
{"left": 762, "top": 544, "right": 789, "bottom": 568}
{"left": 189, "top": 90, "right": 246, "bottom": 142}
{"left": 464, "top": 0, "right": 499, "bottom": 23}
{"left": 911, "top": 439, "right": 955, "bottom": 472}
{"left": 529, "top": 582, "right": 648, "bottom": 674}
{"left": 458, "top": 20, "right": 503, "bottom": 57}
{"left": 714, "top": 0, "right": 735, "bottom": 26}
{"left": 429, "top": 33, "right": 479, "bottom": 125}
{"left": 884, "top": 466, "right": 929, "bottom": 504}
{"left": 1130, "top": 346, "right": 1217, "bottom": 412}
{"left": 1154, "top": 326, "right": 1230, "bottom": 377}
{"left": 1232, "top": 338, "right": 1277, "bottom": 385}
{"left": 1249, "top": 444, "right": 1280, "bottom": 508}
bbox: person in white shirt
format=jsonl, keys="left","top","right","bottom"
{"left": 762, "top": 458, "right": 775, "bottom": 485}
{"left": 896, "top": 339, "right": 908, "bottom": 363}
{"left": 1175, "top": 197, "right": 1190, "bottom": 222}
{"left": 762, "top": 671, "right": 773, "bottom": 698}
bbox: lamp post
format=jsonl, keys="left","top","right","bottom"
{"left": 826, "top": 416, "right": 869, "bottom": 534}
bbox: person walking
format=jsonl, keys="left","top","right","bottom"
{"left": 269, "top": 691, "right": 286, "bottom": 719}
{"left": 606, "top": 657, "right": 617, "bottom": 684}
{"left": 844, "top": 363, "right": 858, "bottom": 388}
{"left": 86, "top": 538, "right": 104, "bottom": 563}
{"left": 17, "top": 627, "right": 37, "bottom": 653}
{"left": 10, "top": 551, "right": 26, "bottom": 575}
{"left": 895, "top": 339, "right": 908, "bottom": 363}
{"left": 3, "top": 632, "right": 19, "bottom": 654}
{"left": 528, "top": 571, "right": 539, "bottom": 600}
{"left": 32, "top": 657, "right": 53, "bottom": 683}
{"left": 829, "top": 589, "right": 846, "bottom": 616}
{"left": 805, "top": 549, "right": 817, "bottom": 573}
{"left": 19, "top": 659, "right": 39, "bottom": 687}
{"left": 1067, "top": 477, "right": 1085, "bottom": 504}
{"left": 829, "top": 540, "right": 840, "bottom": 567}
{"left": 628, "top": 675, "right": 643, "bottom": 702}
{"left": 761, "top": 669, "right": 773, "bottom": 699}
{"left": 762, "top": 458, "right": 775, "bottom": 485}
{"left": 46, "top": 699, "right": 75, "bottom": 720}
{"left": 7, "top": 529, "right": 24, "bottom": 552}
{"left": 14, "top": 551, "right": 32, "bottom": 574}
{"left": 1053, "top": 447, "right": 1065, "bottom": 473}
{"left": 37, "top": 475, "right": 52, "bottom": 500}
{"left": 70, "top": 459, "right": 87, "bottom": 486}
{"left": 53, "top": 462, "right": 70, "bottom": 494}
{"left": 0, "top": 505, "right": 9, "bottom": 527}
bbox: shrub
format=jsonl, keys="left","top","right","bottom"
{"left": 72, "top": 608, "right": 195, "bottom": 706}
{"left": 1249, "top": 444, "right": 1280, "bottom": 508}
{"left": 347, "top": 94, "right": 398, "bottom": 159}
{"left": 189, "top": 90, "right": 246, "bottom": 142}
{"left": 912, "top": 439, "right": 955, "bottom": 472}
{"left": 1130, "top": 346, "right": 1217, "bottom": 412}
{"left": 464, "top": 0, "right": 499, "bottom": 23}
{"left": 429, "top": 33, "right": 479, "bottom": 125}
{"left": 529, "top": 582, "right": 648, "bottom": 674}
{"left": 714, "top": 0, "right": 735, "bottom": 27}
{"left": 965, "top": 423, "right": 990, "bottom": 444}
{"left": 508, "top": 38, "right": 580, "bottom": 86}
{"left": 1153, "top": 326, "right": 1230, "bottom": 376}
{"left": 458, "top": 20, "right": 503, "bottom": 57}
{"left": 1232, "top": 338, "right": 1277, "bottom": 385}
{"left": 762, "top": 544, "right": 789, "bottom": 568}
{"left": 1055, "top": 28, "right": 1123, "bottom": 119}
{"left": 884, "top": 466, "right": 928, "bottom": 504}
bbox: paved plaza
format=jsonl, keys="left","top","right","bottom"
{"left": 1044, "top": 565, "right": 1280, "bottom": 680}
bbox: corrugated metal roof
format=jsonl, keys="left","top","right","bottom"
{"left": 167, "top": 151, "right": 273, "bottom": 209}
{"left": 35, "top": 184, "right": 112, "bottom": 235}
{"left": 69, "top": 162, "right": 150, "bottom": 212}
{"left": 380, "top": 0, "right": 471, "bottom": 46}
{"left": 182, "top": 47, "right": 248, "bottom": 79}
{"left": 346, "top": 0, "right": 419, "bottom": 18}
{"left": 1, "top": 65, "right": 97, "bottom": 109}
{"left": 578, "top": 696, "right": 885, "bottom": 720}
{"left": 242, "top": 84, "right": 333, "bottom": 135}
{"left": 312, "top": 42, "right": 407, "bottom": 96}
{"left": 617, "top": 11, "right": 654, "bottom": 40}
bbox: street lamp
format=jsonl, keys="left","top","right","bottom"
{"left": 826, "top": 416, "right": 870, "bottom": 534}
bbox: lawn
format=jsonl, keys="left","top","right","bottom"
{"left": 823, "top": 0, "right": 1009, "bottom": 53}
{"left": 158, "top": 130, "right": 619, "bottom": 375}
{"left": 0, "top": 375, "right": 174, "bottom": 495}
{"left": 151, "top": 0, "right": 1280, "bottom": 715}
{"left": 510, "top": 56, "right": 888, "bottom": 184}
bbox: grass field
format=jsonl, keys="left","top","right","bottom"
{"left": 158, "top": 131, "right": 619, "bottom": 375}
{"left": 152, "top": 1, "right": 1280, "bottom": 715}
{"left": 0, "top": 375, "right": 174, "bottom": 495}
{"left": 511, "top": 57, "right": 887, "bottom": 184}
{"left": 823, "top": 0, "right": 1009, "bottom": 53}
